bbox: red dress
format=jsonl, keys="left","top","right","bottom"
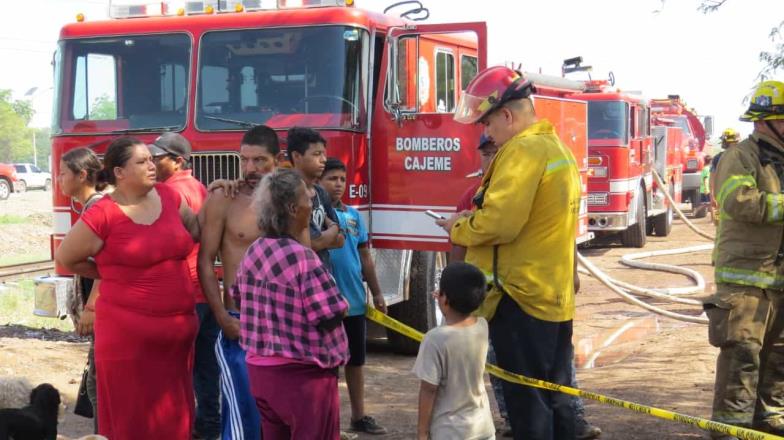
{"left": 81, "top": 183, "right": 197, "bottom": 440}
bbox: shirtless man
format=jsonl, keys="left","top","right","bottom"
{"left": 197, "top": 125, "right": 280, "bottom": 440}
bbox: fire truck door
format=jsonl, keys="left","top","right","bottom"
{"left": 368, "top": 23, "right": 487, "bottom": 252}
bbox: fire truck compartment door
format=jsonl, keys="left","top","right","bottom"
{"left": 652, "top": 125, "right": 668, "bottom": 177}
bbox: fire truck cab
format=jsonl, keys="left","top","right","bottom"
{"left": 570, "top": 82, "right": 662, "bottom": 247}
{"left": 48, "top": 0, "right": 489, "bottom": 353}
{"left": 46, "top": 0, "right": 591, "bottom": 352}
{"left": 650, "top": 96, "right": 713, "bottom": 218}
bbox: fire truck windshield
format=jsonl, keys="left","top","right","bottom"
{"left": 672, "top": 115, "right": 694, "bottom": 138}
{"left": 196, "top": 26, "right": 368, "bottom": 131}
{"left": 53, "top": 34, "right": 191, "bottom": 134}
{"left": 588, "top": 101, "right": 629, "bottom": 144}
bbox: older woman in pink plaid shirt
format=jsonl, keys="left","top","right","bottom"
{"left": 231, "top": 169, "right": 348, "bottom": 440}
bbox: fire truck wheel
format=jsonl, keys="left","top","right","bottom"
{"left": 0, "top": 178, "right": 10, "bottom": 200}
{"left": 653, "top": 193, "right": 673, "bottom": 237}
{"left": 621, "top": 186, "right": 647, "bottom": 248}
{"left": 387, "top": 251, "right": 438, "bottom": 355}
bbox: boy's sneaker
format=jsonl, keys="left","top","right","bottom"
{"left": 340, "top": 431, "right": 359, "bottom": 440}
{"left": 350, "top": 415, "right": 388, "bottom": 435}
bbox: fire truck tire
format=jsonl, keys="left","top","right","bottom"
{"left": 0, "top": 178, "right": 10, "bottom": 200}
{"left": 387, "top": 251, "right": 438, "bottom": 355}
{"left": 621, "top": 186, "right": 647, "bottom": 248}
{"left": 653, "top": 188, "right": 674, "bottom": 237}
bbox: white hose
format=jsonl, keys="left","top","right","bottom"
{"left": 620, "top": 245, "right": 713, "bottom": 295}
{"left": 577, "top": 267, "right": 703, "bottom": 306}
{"left": 577, "top": 253, "right": 709, "bottom": 324}
{"left": 578, "top": 244, "right": 713, "bottom": 307}
{"left": 652, "top": 169, "right": 715, "bottom": 241}
{"left": 575, "top": 171, "right": 717, "bottom": 324}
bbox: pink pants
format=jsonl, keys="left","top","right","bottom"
{"left": 246, "top": 362, "right": 340, "bottom": 440}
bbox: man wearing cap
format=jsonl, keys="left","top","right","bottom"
{"left": 438, "top": 66, "right": 581, "bottom": 440}
{"left": 149, "top": 132, "right": 218, "bottom": 440}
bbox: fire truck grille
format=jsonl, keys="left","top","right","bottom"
{"left": 587, "top": 192, "right": 609, "bottom": 206}
{"left": 191, "top": 152, "right": 241, "bottom": 187}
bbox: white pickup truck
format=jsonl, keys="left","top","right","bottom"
{"left": 13, "top": 163, "right": 51, "bottom": 192}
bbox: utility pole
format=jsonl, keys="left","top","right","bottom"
{"left": 32, "top": 129, "right": 37, "bottom": 167}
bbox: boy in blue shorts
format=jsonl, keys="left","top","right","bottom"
{"left": 320, "top": 157, "right": 388, "bottom": 435}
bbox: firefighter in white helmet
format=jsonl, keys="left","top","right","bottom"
{"left": 706, "top": 80, "right": 784, "bottom": 438}
{"left": 438, "top": 65, "right": 582, "bottom": 440}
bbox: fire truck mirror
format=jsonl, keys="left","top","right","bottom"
{"left": 386, "top": 35, "right": 419, "bottom": 117}
{"left": 386, "top": 30, "right": 478, "bottom": 118}
{"left": 703, "top": 116, "right": 714, "bottom": 138}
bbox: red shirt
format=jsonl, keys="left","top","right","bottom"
{"left": 81, "top": 184, "right": 195, "bottom": 314}
{"left": 165, "top": 170, "right": 207, "bottom": 302}
{"left": 458, "top": 181, "right": 482, "bottom": 212}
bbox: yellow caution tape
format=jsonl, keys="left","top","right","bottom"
{"left": 366, "top": 307, "right": 784, "bottom": 440}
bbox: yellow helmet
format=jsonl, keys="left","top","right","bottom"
{"left": 720, "top": 128, "right": 740, "bottom": 143}
{"left": 740, "top": 80, "right": 784, "bottom": 121}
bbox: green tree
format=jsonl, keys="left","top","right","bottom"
{"left": 0, "top": 90, "right": 33, "bottom": 164}
{"left": 34, "top": 127, "right": 52, "bottom": 171}
{"left": 90, "top": 94, "right": 117, "bottom": 120}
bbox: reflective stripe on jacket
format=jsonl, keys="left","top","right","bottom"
{"left": 450, "top": 119, "right": 580, "bottom": 322}
{"left": 713, "top": 132, "right": 784, "bottom": 289}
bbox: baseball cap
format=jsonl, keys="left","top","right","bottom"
{"left": 477, "top": 134, "right": 494, "bottom": 150}
{"left": 148, "top": 132, "right": 192, "bottom": 161}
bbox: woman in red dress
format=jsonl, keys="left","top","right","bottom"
{"left": 56, "top": 136, "right": 201, "bottom": 440}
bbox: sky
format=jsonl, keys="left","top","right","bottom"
{"left": 1, "top": 0, "right": 782, "bottom": 141}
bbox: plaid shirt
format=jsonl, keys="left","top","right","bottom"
{"left": 231, "top": 236, "right": 348, "bottom": 369}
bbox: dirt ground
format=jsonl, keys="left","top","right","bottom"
{"left": 0, "top": 189, "right": 53, "bottom": 262}
{"left": 0, "top": 190, "right": 724, "bottom": 439}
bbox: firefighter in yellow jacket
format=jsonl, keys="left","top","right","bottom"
{"left": 440, "top": 66, "right": 581, "bottom": 440}
{"left": 707, "top": 80, "right": 784, "bottom": 438}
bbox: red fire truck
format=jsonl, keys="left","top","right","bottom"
{"left": 650, "top": 95, "right": 713, "bottom": 217}
{"left": 567, "top": 81, "right": 667, "bottom": 247}
{"left": 43, "top": 0, "right": 589, "bottom": 352}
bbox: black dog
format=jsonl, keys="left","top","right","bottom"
{"left": 0, "top": 383, "right": 61, "bottom": 440}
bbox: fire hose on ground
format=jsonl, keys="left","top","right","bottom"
{"left": 576, "top": 169, "right": 714, "bottom": 324}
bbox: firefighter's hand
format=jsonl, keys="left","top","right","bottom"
{"left": 77, "top": 310, "right": 95, "bottom": 336}
{"left": 436, "top": 210, "right": 472, "bottom": 233}
{"left": 218, "top": 312, "right": 241, "bottom": 340}
{"left": 372, "top": 294, "right": 388, "bottom": 314}
{"left": 208, "top": 179, "right": 241, "bottom": 198}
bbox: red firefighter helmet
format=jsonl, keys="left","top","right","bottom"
{"left": 454, "top": 66, "right": 536, "bottom": 124}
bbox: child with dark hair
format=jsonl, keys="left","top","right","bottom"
{"left": 319, "top": 157, "right": 388, "bottom": 435}
{"left": 286, "top": 127, "right": 344, "bottom": 269}
{"left": 413, "top": 262, "right": 495, "bottom": 440}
